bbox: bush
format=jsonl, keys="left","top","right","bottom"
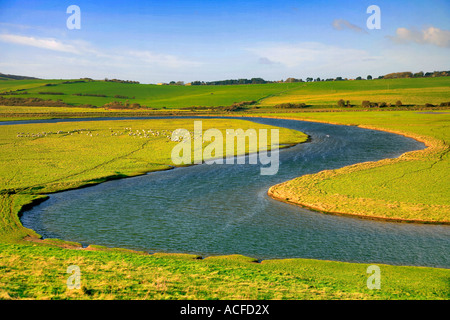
{"left": 362, "top": 100, "right": 384, "bottom": 108}
{"left": 383, "top": 72, "right": 413, "bottom": 79}
{"left": 73, "top": 93, "right": 107, "bottom": 97}
{"left": 274, "top": 103, "right": 307, "bottom": 109}
{"left": 0, "top": 91, "right": 28, "bottom": 95}
{"left": 38, "top": 92, "right": 65, "bottom": 95}
{"left": 362, "top": 100, "right": 371, "bottom": 108}
{"left": 439, "top": 102, "right": 450, "bottom": 107}
{"left": 221, "top": 101, "right": 256, "bottom": 111}
{"left": 0, "top": 96, "right": 71, "bottom": 107}
{"left": 337, "top": 99, "right": 345, "bottom": 107}
{"left": 61, "top": 80, "right": 86, "bottom": 84}
{"left": 104, "top": 78, "right": 140, "bottom": 84}
{"left": 395, "top": 100, "right": 403, "bottom": 107}
{"left": 102, "top": 101, "right": 143, "bottom": 109}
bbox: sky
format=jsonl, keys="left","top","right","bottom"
{"left": 0, "top": 0, "right": 449, "bottom": 83}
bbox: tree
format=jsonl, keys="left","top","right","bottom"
{"left": 251, "top": 77, "right": 266, "bottom": 84}
{"left": 395, "top": 100, "right": 403, "bottom": 107}
{"left": 356, "top": 76, "right": 362, "bottom": 80}
{"left": 362, "top": 100, "right": 371, "bottom": 108}
{"left": 285, "top": 77, "right": 297, "bottom": 83}
{"left": 337, "top": 99, "right": 346, "bottom": 107}
{"left": 367, "top": 75, "right": 372, "bottom": 80}
{"left": 383, "top": 72, "right": 413, "bottom": 79}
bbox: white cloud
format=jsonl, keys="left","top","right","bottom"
{"left": 0, "top": 33, "right": 117, "bottom": 59}
{"left": 128, "top": 50, "right": 201, "bottom": 69}
{"left": 258, "top": 57, "right": 277, "bottom": 65}
{"left": 380, "top": 46, "right": 450, "bottom": 73}
{"left": 332, "top": 19, "right": 366, "bottom": 33}
{"left": 0, "top": 33, "right": 202, "bottom": 72}
{"left": 388, "top": 26, "right": 450, "bottom": 48}
{"left": 0, "top": 33, "right": 79, "bottom": 53}
{"left": 247, "top": 42, "right": 377, "bottom": 69}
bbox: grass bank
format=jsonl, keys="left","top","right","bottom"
{"left": 0, "top": 118, "right": 307, "bottom": 243}
{"left": 261, "top": 110, "right": 450, "bottom": 224}
{"left": 0, "top": 242, "right": 448, "bottom": 300}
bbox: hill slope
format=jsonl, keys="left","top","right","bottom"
{"left": 0, "top": 77, "right": 448, "bottom": 109}
{"left": 0, "top": 72, "right": 40, "bottom": 81}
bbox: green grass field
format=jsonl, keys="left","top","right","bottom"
{"left": 1, "top": 77, "right": 449, "bottom": 110}
{"left": 266, "top": 110, "right": 450, "bottom": 223}
{"left": 0, "top": 79, "right": 298, "bottom": 109}
{"left": 0, "top": 118, "right": 306, "bottom": 241}
{"left": 0, "top": 77, "right": 449, "bottom": 300}
{"left": 1, "top": 242, "right": 448, "bottom": 300}
{"left": 258, "top": 77, "right": 450, "bottom": 107}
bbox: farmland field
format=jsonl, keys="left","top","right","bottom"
{"left": 0, "top": 77, "right": 449, "bottom": 110}
{"left": 258, "top": 77, "right": 450, "bottom": 107}
{"left": 0, "top": 77, "right": 449, "bottom": 301}
{"left": 0, "top": 79, "right": 298, "bottom": 109}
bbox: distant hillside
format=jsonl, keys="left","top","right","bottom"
{"left": 0, "top": 73, "right": 40, "bottom": 81}
{"left": 0, "top": 76, "right": 448, "bottom": 109}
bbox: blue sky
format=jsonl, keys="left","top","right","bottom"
{"left": 0, "top": 0, "right": 449, "bottom": 83}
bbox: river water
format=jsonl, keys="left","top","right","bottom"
{"left": 14, "top": 117, "right": 449, "bottom": 268}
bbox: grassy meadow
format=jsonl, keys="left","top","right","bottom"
{"left": 258, "top": 77, "right": 450, "bottom": 107}
{"left": 1, "top": 242, "right": 448, "bottom": 300}
{"left": 0, "top": 77, "right": 449, "bottom": 300}
{"left": 0, "top": 77, "right": 449, "bottom": 112}
{"left": 0, "top": 118, "right": 307, "bottom": 241}
{"left": 0, "top": 79, "right": 299, "bottom": 109}
{"left": 266, "top": 110, "right": 450, "bottom": 223}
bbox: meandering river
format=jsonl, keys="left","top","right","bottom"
{"left": 10, "top": 116, "right": 449, "bottom": 268}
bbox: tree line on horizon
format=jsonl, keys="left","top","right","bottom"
{"left": 190, "top": 78, "right": 268, "bottom": 86}
{"left": 185, "top": 70, "right": 449, "bottom": 86}
{"left": 1, "top": 70, "right": 448, "bottom": 86}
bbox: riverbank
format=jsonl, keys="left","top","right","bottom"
{"left": 1, "top": 241, "right": 449, "bottom": 300}
{"left": 260, "top": 111, "right": 449, "bottom": 224}
{"left": 0, "top": 117, "right": 307, "bottom": 243}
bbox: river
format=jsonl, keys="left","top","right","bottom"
{"left": 11, "top": 116, "right": 449, "bottom": 268}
